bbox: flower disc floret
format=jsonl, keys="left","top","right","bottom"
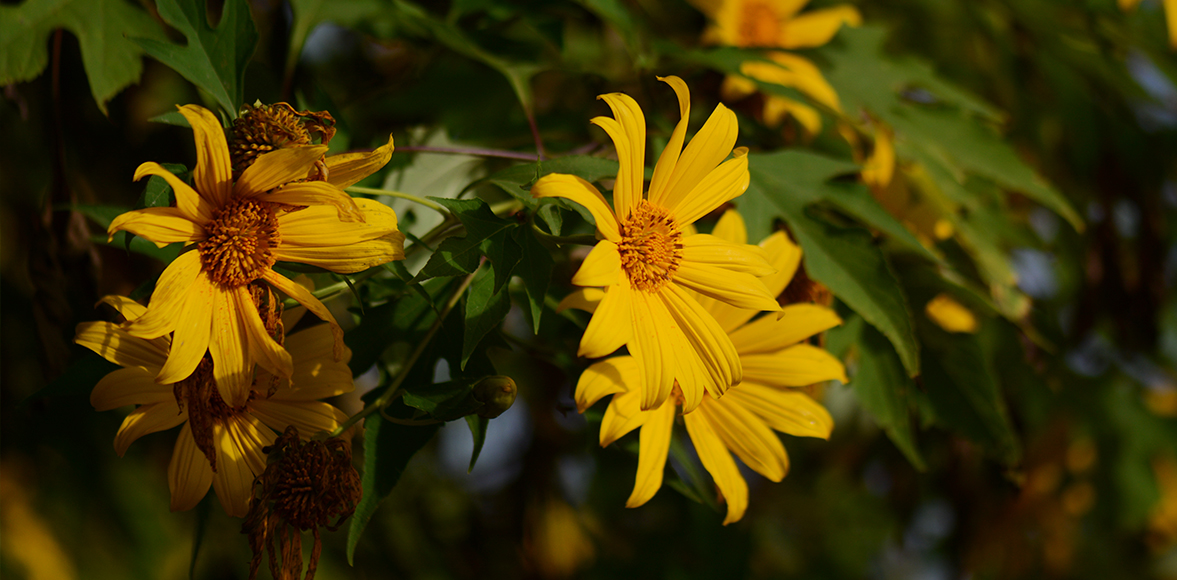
{"left": 618, "top": 201, "right": 683, "bottom": 292}
{"left": 199, "top": 199, "right": 281, "bottom": 287}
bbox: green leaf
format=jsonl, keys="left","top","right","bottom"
{"left": 346, "top": 415, "right": 440, "bottom": 564}
{"left": 129, "top": 0, "right": 258, "bottom": 116}
{"left": 746, "top": 151, "right": 920, "bottom": 377}
{"left": 486, "top": 155, "right": 620, "bottom": 210}
{"left": 285, "top": 0, "right": 383, "bottom": 80}
{"left": 464, "top": 414, "right": 489, "bottom": 473}
{"left": 401, "top": 378, "right": 482, "bottom": 421}
{"left": 0, "top": 0, "right": 166, "bottom": 114}
{"left": 345, "top": 279, "right": 449, "bottom": 374}
{"left": 512, "top": 226, "right": 554, "bottom": 333}
{"left": 417, "top": 198, "right": 519, "bottom": 287}
{"left": 138, "top": 163, "right": 188, "bottom": 209}
{"left": 462, "top": 263, "right": 511, "bottom": 369}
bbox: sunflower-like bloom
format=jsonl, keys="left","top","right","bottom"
{"left": 77, "top": 296, "right": 355, "bottom": 517}
{"left": 109, "top": 104, "right": 403, "bottom": 406}
{"left": 573, "top": 210, "right": 846, "bottom": 524}
{"left": 534, "top": 76, "right": 781, "bottom": 413}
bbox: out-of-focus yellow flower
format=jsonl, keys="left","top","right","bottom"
{"left": 1120, "top": 0, "right": 1177, "bottom": 49}
{"left": 524, "top": 498, "right": 598, "bottom": 578}
{"left": 925, "top": 293, "right": 979, "bottom": 334}
{"left": 536, "top": 76, "right": 781, "bottom": 414}
{"left": 0, "top": 465, "right": 76, "bottom": 580}
{"left": 572, "top": 210, "right": 844, "bottom": 524}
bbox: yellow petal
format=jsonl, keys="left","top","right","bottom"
{"left": 648, "top": 76, "right": 691, "bottom": 207}
{"left": 177, "top": 105, "right": 232, "bottom": 207}
{"left": 763, "top": 96, "right": 822, "bottom": 136}
{"left": 91, "top": 367, "right": 174, "bottom": 411}
{"left": 674, "top": 261, "right": 781, "bottom": 312}
{"left": 661, "top": 283, "right": 742, "bottom": 399}
{"left": 720, "top": 74, "right": 757, "bottom": 101}
{"left": 682, "top": 234, "right": 774, "bottom": 276}
{"left": 209, "top": 285, "right": 254, "bottom": 407}
{"left": 325, "top": 134, "right": 395, "bottom": 189}
{"left": 108, "top": 207, "right": 204, "bottom": 247}
{"left": 725, "top": 383, "right": 833, "bottom": 439}
{"left": 266, "top": 325, "right": 355, "bottom": 401}
{"left": 600, "top": 389, "right": 649, "bottom": 447}
{"left": 629, "top": 290, "right": 677, "bottom": 410}
{"left": 862, "top": 126, "right": 895, "bottom": 190}
{"left": 236, "top": 145, "right": 329, "bottom": 196}
{"left": 264, "top": 270, "right": 343, "bottom": 361}
{"left": 260, "top": 181, "right": 364, "bottom": 222}
{"left": 155, "top": 275, "right": 215, "bottom": 385}
{"left": 575, "top": 356, "right": 637, "bottom": 412}
{"left": 168, "top": 423, "right": 213, "bottom": 512}
{"left": 248, "top": 399, "right": 347, "bottom": 439}
{"left": 700, "top": 397, "right": 788, "bottom": 481}
{"left": 683, "top": 410, "right": 748, "bottom": 525}
{"left": 728, "top": 304, "right": 842, "bottom": 355}
{"left": 122, "top": 251, "right": 203, "bottom": 339}
{"left": 593, "top": 92, "right": 645, "bottom": 219}
{"left": 660, "top": 104, "right": 739, "bottom": 215}
{"left": 578, "top": 282, "right": 634, "bottom": 359}
{"left": 925, "top": 293, "right": 979, "bottom": 334}
{"left": 758, "top": 230, "right": 802, "bottom": 299}
{"left": 626, "top": 400, "right": 675, "bottom": 508}
{"left": 571, "top": 241, "right": 622, "bottom": 287}
{"left": 278, "top": 198, "right": 399, "bottom": 246}
{"left": 76, "top": 321, "right": 167, "bottom": 369}
{"left": 778, "top": 5, "right": 862, "bottom": 49}
{"left": 211, "top": 416, "right": 274, "bottom": 518}
{"left": 667, "top": 150, "right": 749, "bottom": 226}
{"left": 273, "top": 233, "right": 406, "bottom": 273}
{"left": 531, "top": 174, "right": 620, "bottom": 242}
{"left": 556, "top": 288, "right": 604, "bottom": 314}
{"left": 711, "top": 209, "right": 747, "bottom": 245}
{"left": 133, "top": 161, "right": 212, "bottom": 223}
{"left": 237, "top": 278, "right": 295, "bottom": 379}
{"left": 96, "top": 295, "right": 148, "bottom": 322}
{"left": 741, "top": 344, "right": 849, "bottom": 387}
{"left": 745, "top": 52, "right": 842, "bottom": 113}
{"left": 113, "top": 402, "right": 185, "bottom": 457}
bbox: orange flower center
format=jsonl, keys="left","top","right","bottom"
{"left": 738, "top": 0, "right": 781, "bottom": 47}
{"left": 617, "top": 200, "right": 683, "bottom": 292}
{"left": 199, "top": 198, "right": 280, "bottom": 287}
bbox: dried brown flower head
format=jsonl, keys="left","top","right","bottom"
{"left": 230, "top": 103, "right": 336, "bottom": 178}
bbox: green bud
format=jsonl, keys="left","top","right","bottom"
{"left": 473, "top": 376, "right": 517, "bottom": 419}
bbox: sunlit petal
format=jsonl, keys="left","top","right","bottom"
{"left": 674, "top": 261, "right": 781, "bottom": 312}
{"left": 249, "top": 399, "right": 347, "bottom": 439}
{"left": 108, "top": 207, "right": 204, "bottom": 247}
{"left": 667, "top": 150, "right": 749, "bottom": 226}
{"left": 741, "top": 344, "right": 849, "bottom": 387}
{"left": 177, "top": 105, "right": 232, "bottom": 206}
{"left": 682, "top": 234, "right": 774, "bottom": 275}
{"left": 76, "top": 321, "right": 167, "bottom": 369}
{"left": 234, "top": 282, "right": 294, "bottom": 381}
{"left": 701, "top": 398, "right": 788, "bottom": 481}
{"left": 325, "top": 134, "right": 395, "bottom": 188}
{"left": 91, "top": 367, "right": 174, "bottom": 411}
{"left": 264, "top": 270, "right": 343, "bottom": 361}
{"left": 575, "top": 356, "right": 637, "bottom": 412}
{"left": 626, "top": 400, "right": 675, "bottom": 508}
{"left": 600, "top": 389, "right": 649, "bottom": 446}
{"left": 661, "top": 106, "right": 739, "bottom": 215}
{"left": 273, "top": 233, "right": 406, "bottom": 273}
{"left": 259, "top": 181, "right": 363, "bottom": 222}
{"left": 629, "top": 290, "right": 677, "bottom": 410}
{"left": 725, "top": 383, "right": 833, "bottom": 439}
{"left": 122, "top": 252, "right": 203, "bottom": 339}
{"left": 593, "top": 92, "right": 645, "bottom": 218}
{"left": 572, "top": 241, "right": 622, "bottom": 287}
{"left": 556, "top": 288, "right": 605, "bottom": 314}
{"left": 778, "top": 6, "right": 862, "bottom": 49}
{"left": 710, "top": 209, "right": 747, "bottom": 245}
{"left": 114, "top": 402, "right": 186, "bottom": 457}
{"left": 661, "top": 283, "right": 741, "bottom": 399}
{"left": 729, "top": 304, "right": 842, "bottom": 355}
{"left": 684, "top": 410, "right": 748, "bottom": 525}
{"left": 209, "top": 285, "right": 254, "bottom": 407}
{"left": 579, "top": 282, "right": 634, "bottom": 359}
{"left": 278, "top": 198, "right": 399, "bottom": 246}
{"left": 235, "top": 145, "right": 328, "bottom": 195}
{"left": 154, "top": 275, "right": 215, "bottom": 385}
{"left": 132, "top": 161, "right": 212, "bottom": 223}
{"left": 648, "top": 76, "right": 691, "bottom": 207}
{"left": 531, "top": 174, "right": 620, "bottom": 242}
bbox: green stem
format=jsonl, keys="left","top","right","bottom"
{"left": 530, "top": 219, "right": 597, "bottom": 246}
{"left": 347, "top": 186, "right": 449, "bottom": 215}
{"left": 330, "top": 270, "right": 479, "bottom": 437}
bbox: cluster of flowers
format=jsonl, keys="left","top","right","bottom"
{"left": 75, "top": 103, "right": 403, "bottom": 577}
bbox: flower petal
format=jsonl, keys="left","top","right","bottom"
{"left": 168, "top": 423, "right": 213, "bottom": 512}
{"left": 700, "top": 397, "right": 788, "bottom": 482}
{"left": 674, "top": 261, "right": 781, "bottom": 312}
{"left": 556, "top": 288, "right": 605, "bottom": 314}
{"left": 683, "top": 410, "right": 748, "bottom": 525}
{"left": 600, "top": 389, "right": 648, "bottom": 447}
{"left": 711, "top": 209, "right": 747, "bottom": 245}
{"left": 763, "top": 97, "right": 822, "bottom": 135}
{"left": 114, "top": 401, "right": 185, "bottom": 457}
{"left": 629, "top": 290, "right": 677, "bottom": 410}
{"left": 122, "top": 251, "right": 203, "bottom": 339}
{"left": 531, "top": 174, "right": 620, "bottom": 242}
{"left": 626, "top": 399, "right": 675, "bottom": 508}
{"left": 725, "top": 383, "right": 833, "bottom": 439}
{"left": 155, "top": 275, "right": 215, "bottom": 385}
{"left": 264, "top": 270, "right": 343, "bottom": 361}
{"left": 648, "top": 75, "right": 691, "bottom": 208}
{"left": 265, "top": 325, "right": 355, "bottom": 401}
{"left": 236, "top": 279, "right": 295, "bottom": 380}
{"left": 248, "top": 399, "right": 347, "bottom": 439}
{"left": 235, "top": 145, "right": 329, "bottom": 196}
{"left": 667, "top": 150, "right": 749, "bottom": 226}
{"left": 682, "top": 234, "right": 774, "bottom": 276}
{"left": 278, "top": 198, "right": 399, "bottom": 246}
{"left": 728, "top": 304, "right": 842, "bottom": 355}
{"left": 91, "top": 367, "right": 174, "bottom": 410}
{"left": 209, "top": 285, "right": 254, "bottom": 407}
{"left": 211, "top": 415, "right": 275, "bottom": 518}
{"left": 741, "top": 344, "right": 849, "bottom": 387}
{"left": 325, "top": 134, "right": 395, "bottom": 189}
{"left": 178, "top": 105, "right": 232, "bottom": 207}
{"left": 778, "top": 6, "right": 862, "bottom": 49}
{"left": 592, "top": 91, "right": 645, "bottom": 219}
{"left": 925, "top": 293, "right": 978, "bottom": 334}
{"left": 133, "top": 161, "right": 212, "bottom": 223}
{"left": 661, "top": 283, "right": 741, "bottom": 399}
{"left": 273, "top": 234, "right": 405, "bottom": 273}
{"left": 660, "top": 105, "right": 739, "bottom": 217}
{"left": 108, "top": 207, "right": 204, "bottom": 247}
{"left": 76, "top": 321, "right": 167, "bottom": 369}
{"left": 258, "top": 181, "right": 363, "bottom": 222}
{"left": 97, "top": 295, "right": 148, "bottom": 322}
{"left": 578, "top": 281, "right": 634, "bottom": 359}
{"left": 575, "top": 356, "right": 636, "bottom": 412}
{"left": 571, "top": 241, "right": 622, "bottom": 287}
{"left": 758, "top": 231, "right": 802, "bottom": 299}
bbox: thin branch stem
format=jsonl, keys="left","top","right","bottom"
{"left": 530, "top": 219, "right": 597, "bottom": 246}
{"left": 347, "top": 186, "right": 449, "bottom": 215}
{"left": 395, "top": 145, "right": 539, "bottom": 161}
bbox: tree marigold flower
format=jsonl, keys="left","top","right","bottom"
{"left": 108, "top": 104, "right": 403, "bottom": 406}
{"left": 535, "top": 76, "right": 782, "bottom": 414}
{"left": 572, "top": 210, "right": 846, "bottom": 524}
{"left": 76, "top": 296, "right": 355, "bottom": 517}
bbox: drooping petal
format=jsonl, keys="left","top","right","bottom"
{"left": 660, "top": 105, "right": 739, "bottom": 216}
{"left": 76, "top": 321, "right": 168, "bottom": 369}
{"left": 711, "top": 209, "right": 747, "bottom": 245}
{"left": 211, "top": 415, "right": 275, "bottom": 518}
{"left": 673, "top": 261, "right": 781, "bottom": 312}
{"left": 725, "top": 383, "right": 833, "bottom": 439}
{"left": 740, "top": 344, "right": 849, "bottom": 387}
{"left": 578, "top": 282, "right": 634, "bottom": 359}
{"left": 778, "top": 6, "right": 862, "bottom": 49}
{"left": 862, "top": 125, "right": 895, "bottom": 190}
{"left": 248, "top": 399, "right": 347, "bottom": 439}
{"left": 683, "top": 410, "right": 748, "bottom": 525}
{"left": 235, "top": 145, "right": 329, "bottom": 196}
{"left": 592, "top": 92, "right": 645, "bottom": 219}
{"left": 97, "top": 295, "right": 148, "bottom": 322}
{"left": 266, "top": 325, "right": 355, "bottom": 401}
{"left": 122, "top": 251, "right": 203, "bottom": 339}
{"left": 626, "top": 400, "right": 675, "bottom": 508}
{"left": 660, "top": 283, "right": 742, "bottom": 399}
{"left": 154, "top": 275, "right": 215, "bottom": 385}
{"left": 258, "top": 181, "right": 363, "bottom": 222}
{"left": 263, "top": 269, "right": 343, "bottom": 361}
{"left": 758, "top": 231, "right": 802, "bottom": 299}
{"left": 700, "top": 398, "right": 788, "bottom": 482}
{"left": 600, "top": 389, "right": 649, "bottom": 447}
{"left": 556, "top": 288, "right": 605, "bottom": 314}
{"left": 234, "top": 280, "right": 295, "bottom": 380}
{"left": 177, "top": 105, "right": 232, "bottom": 207}
{"left": 648, "top": 76, "right": 691, "bottom": 207}
{"left": 628, "top": 290, "right": 677, "bottom": 410}
{"left": 571, "top": 241, "right": 622, "bottom": 287}
{"left": 728, "top": 304, "right": 842, "bottom": 355}
{"left": 209, "top": 285, "right": 254, "bottom": 407}
{"left": 575, "top": 356, "right": 637, "bottom": 412}
{"left": 113, "top": 402, "right": 186, "bottom": 457}
{"left": 325, "top": 134, "right": 395, "bottom": 189}
{"left": 273, "top": 234, "right": 406, "bottom": 273}
{"left": 278, "top": 198, "right": 399, "bottom": 246}
{"left": 91, "top": 367, "right": 174, "bottom": 410}
{"left": 108, "top": 207, "right": 204, "bottom": 247}
{"left": 531, "top": 174, "right": 620, "bottom": 242}
{"left": 667, "top": 150, "right": 749, "bottom": 226}
{"left": 132, "top": 161, "right": 213, "bottom": 223}
{"left": 682, "top": 234, "right": 774, "bottom": 276}
{"left": 168, "top": 424, "right": 213, "bottom": 512}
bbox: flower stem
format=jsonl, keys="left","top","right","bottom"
{"left": 330, "top": 269, "right": 478, "bottom": 437}
{"left": 530, "top": 219, "right": 597, "bottom": 246}
{"left": 347, "top": 186, "right": 449, "bottom": 215}
{"left": 395, "top": 145, "right": 539, "bottom": 161}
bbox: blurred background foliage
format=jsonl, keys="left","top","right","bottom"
{"left": 3, "top": 0, "right": 1177, "bottom": 578}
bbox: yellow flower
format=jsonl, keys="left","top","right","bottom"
{"left": 76, "top": 296, "right": 354, "bottom": 517}
{"left": 534, "top": 76, "right": 781, "bottom": 413}
{"left": 573, "top": 210, "right": 846, "bottom": 524}
{"left": 108, "top": 104, "right": 403, "bottom": 406}
{"left": 924, "top": 293, "right": 978, "bottom": 334}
